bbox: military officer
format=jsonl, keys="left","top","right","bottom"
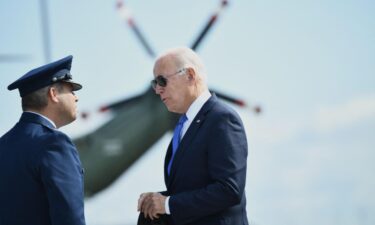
{"left": 0, "top": 55, "right": 86, "bottom": 225}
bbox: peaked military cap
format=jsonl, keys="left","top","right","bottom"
{"left": 8, "top": 55, "right": 82, "bottom": 97}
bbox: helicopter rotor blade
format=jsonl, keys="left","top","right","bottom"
{"left": 0, "top": 54, "right": 32, "bottom": 63}
{"left": 116, "top": 0, "right": 156, "bottom": 58}
{"left": 191, "top": 0, "right": 229, "bottom": 51}
{"left": 211, "top": 89, "right": 261, "bottom": 115}
{"left": 80, "top": 91, "right": 146, "bottom": 119}
{"left": 40, "top": 0, "right": 52, "bottom": 63}
{"left": 99, "top": 90, "right": 147, "bottom": 113}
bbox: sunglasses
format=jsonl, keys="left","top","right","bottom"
{"left": 151, "top": 68, "right": 186, "bottom": 89}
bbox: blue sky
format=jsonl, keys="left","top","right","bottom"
{"left": 1, "top": 0, "right": 375, "bottom": 225}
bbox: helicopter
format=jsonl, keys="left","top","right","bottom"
{"left": 75, "top": 0, "right": 261, "bottom": 197}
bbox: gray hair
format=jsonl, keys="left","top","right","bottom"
{"left": 158, "top": 47, "right": 207, "bottom": 83}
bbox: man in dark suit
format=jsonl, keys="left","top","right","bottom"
{"left": 0, "top": 56, "right": 86, "bottom": 225}
{"left": 138, "top": 47, "right": 249, "bottom": 225}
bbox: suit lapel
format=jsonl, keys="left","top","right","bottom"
{"left": 164, "top": 141, "right": 173, "bottom": 186}
{"left": 166, "top": 95, "right": 218, "bottom": 188}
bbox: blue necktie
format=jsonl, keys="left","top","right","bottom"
{"left": 168, "top": 114, "right": 188, "bottom": 175}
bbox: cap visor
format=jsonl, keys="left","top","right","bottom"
{"left": 63, "top": 80, "right": 82, "bottom": 91}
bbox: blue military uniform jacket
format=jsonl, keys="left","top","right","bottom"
{"left": 163, "top": 95, "right": 249, "bottom": 225}
{"left": 0, "top": 112, "right": 85, "bottom": 225}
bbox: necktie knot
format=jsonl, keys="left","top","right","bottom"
{"left": 178, "top": 114, "right": 188, "bottom": 126}
{"left": 174, "top": 114, "right": 187, "bottom": 145}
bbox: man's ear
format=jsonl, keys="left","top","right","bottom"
{"left": 48, "top": 86, "right": 59, "bottom": 103}
{"left": 186, "top": 67, "right": 196, "bottom": 82}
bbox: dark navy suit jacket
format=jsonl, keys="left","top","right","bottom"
{"left": 163, "top": 95, "right": 249, "bottom": 225}
{"left": 0, "top": 112, "right": 85, "bottom": 225}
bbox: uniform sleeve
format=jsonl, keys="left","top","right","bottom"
{"left": 39, "top": 132, "right": 86, "bottom": 225}
{"left": 169, "top": 111, "right": 248, "bottom": 224}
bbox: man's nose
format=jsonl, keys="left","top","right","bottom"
{"left": 154, "top": 85, "right": 163, "bottom": 95}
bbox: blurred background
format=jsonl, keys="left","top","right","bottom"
{"left": 1, "top": 0, "right": 375, "bottom": 225}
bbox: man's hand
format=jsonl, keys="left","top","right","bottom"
{"left": 138, "top": 192, "right": 166, "bottom": 220}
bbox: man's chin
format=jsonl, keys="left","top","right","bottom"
{"left": 166, "top": 106, "right": 177, "bottom": 113}
{"left": 69, "top": 114, "right": 77, "bottom": 123}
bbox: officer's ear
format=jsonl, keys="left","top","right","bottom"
{"left": 48, "top": 85, "right": 60, "bottom": 103}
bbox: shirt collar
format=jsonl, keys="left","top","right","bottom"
{"left": 185, "top": 90, "right": 211, "bottom": 122}
{"left": 25, "top": 111, "right": 57, "bottom": 129}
